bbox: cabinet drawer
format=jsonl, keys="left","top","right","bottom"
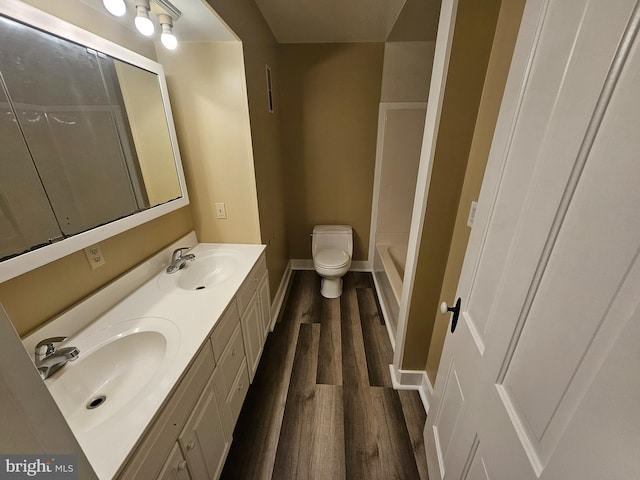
{"left": 210, "top": 301, "right": 240, "bottom": 363}
{"left": 228, "top": 358, "right": 250, "bottom": 425}
{"left": 236, "top": 254, "right": 266, "bottom": 316}
{"left": 118, "top": 343, "right": 215, "bottom": 479}
{"left": 218, "top": 323, "right": 245, "bottom": 398}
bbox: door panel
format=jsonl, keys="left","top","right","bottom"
{"left": 432, "top": 360, "right": 464, "bottom": 475}
{"left": 466, "top": 0, "right": 634, "bottom": 347}
{"left": 463, "top": 443, "right": 490, "bottom": 480}
{"left": 426, "top": 0, "right": 640, "bottom": 479}
{"left": 499, "top": 10, "right": 640, "bottom": 461}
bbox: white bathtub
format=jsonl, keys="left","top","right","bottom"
{"left": 373, "top": 242, "right": 407, "bottom": 345}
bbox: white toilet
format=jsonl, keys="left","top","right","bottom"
{"left": 312, "top": 225, "right": 353, "bottom": 298}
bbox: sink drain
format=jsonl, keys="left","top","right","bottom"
{"left": 196, "top": 286, "right": 206, "bottom": 290}
{"left": 86, "top": 395, "right": 106, "bottom": 410}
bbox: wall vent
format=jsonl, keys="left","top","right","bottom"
{"left": 266, "top": 64, "right": 274, "bottom": 113}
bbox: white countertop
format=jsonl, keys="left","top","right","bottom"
{"left": 23, "top": 234, "right": 265, "bottom": 479}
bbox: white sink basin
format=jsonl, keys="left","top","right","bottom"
{"left": 46, "top": 317, "right": 179, "bottom": 434}
{"left": 158, "top": 249, "right": 240, "bottom": 292}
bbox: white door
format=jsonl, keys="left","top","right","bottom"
{"left": 426, "top": 1, "right": 640, "bottom": 479}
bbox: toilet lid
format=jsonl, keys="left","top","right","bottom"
{"left": 315, "top": 249, "right": 350, "bottom": 269}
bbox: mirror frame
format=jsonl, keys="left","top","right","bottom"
{"left": 0, "top": 0, "right": 189, "bottom": 283}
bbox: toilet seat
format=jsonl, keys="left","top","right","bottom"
{"left": 314, "top": 249, "right": 350, "bottom": 269}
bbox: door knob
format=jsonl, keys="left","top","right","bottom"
{"left": 440, "top": 298, "right": 461, "bottom": 333}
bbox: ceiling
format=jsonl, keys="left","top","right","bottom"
{"left": 254, "top": 0, "right": 441, "bottom": 43}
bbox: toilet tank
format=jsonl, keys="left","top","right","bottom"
{"left": 312, "top": 225, "right": 353, "bottom": 257}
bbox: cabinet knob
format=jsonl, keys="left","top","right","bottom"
{"left": 232, "top": 349, "right": 237, "bottom": 356}
{"left": 177, "top": 461, "right": 187, "bottom": 471}
{"left": 186, "top": 440, "right": 196, "bottom": 451}
{"left": 238, "top": 384, "right": 244, "bottom": 391}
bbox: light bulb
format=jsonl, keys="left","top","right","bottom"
{"left": 161, "top": 32, "right": 178, "bottom": 50}
{"left": 158, "top": 14, "right": 178, "bottom": 50}
{"left": 161, "top": 24, "right": 177, "bottom": 50}
{"left": 134, "top": 4, "right": 155, "bottom": 37}
{"left": 103, "top": 0, "right": 126, "bottom": 17}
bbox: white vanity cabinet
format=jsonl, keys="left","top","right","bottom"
{"left": 118, "top": 252, "right": 270, "bottom": 480}
{"left": 236, "top": 254, "right": 270, "bottom": 381}
{"left": 118, "top": 340, "right": 217, "bottom": 479}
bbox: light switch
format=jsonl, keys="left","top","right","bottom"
{"left": 215, "top": 202, "right": 227, "bottom": 219}
{"left": 467, "top": 201, "right": 478, "bottom": 228}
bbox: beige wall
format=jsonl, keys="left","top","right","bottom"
{"left": 0, "top": 1, "right": 192, "bottom": 336}
{"left": 381, "top": 41, "right": 436, "bottom": 102}
{"left": 279, "top": 43, "right": 384, "bottom": 261}
{"left": 425, "top": 0, "right": 526, "bottom": 382}
{"left": 386, "top": 0, "right": 441, "bottom": 42}
{"left": 402, "top": 0, "right": 503, "bottom": 369}
{"left": 157, "top": 42, "right": 261, "bottom": 245}
{"left": 204, "top": 0, "right": 289, "bottom": 299}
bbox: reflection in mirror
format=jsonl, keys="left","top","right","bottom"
{"left": 0, "top": 78, "right": 62, "bottom": 259}
{"left": 111, "top": 59, "right": 181, "bottom": 206}
{"left": 0, "top": 13, "right": 184, "bottom": 266}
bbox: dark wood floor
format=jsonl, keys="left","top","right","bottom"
{"left": 221, "top": 271, "right": 428, "bottom": 480}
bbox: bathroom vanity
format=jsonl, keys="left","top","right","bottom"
{"left": 23, "top": 233, "right": 270, "bottom": 479}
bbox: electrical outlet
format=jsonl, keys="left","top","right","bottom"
{"left": 84, "top": 244, "right": 106, "bottom": 269}
{"left": 215, "top": 202, "right": 227, "bottom": 219}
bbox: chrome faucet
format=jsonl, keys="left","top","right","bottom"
{"left": 35, "top": 336, "right": 79, "bottom": 380}
{"left": 166, "top": 247, "right": 196, "bottom": 274}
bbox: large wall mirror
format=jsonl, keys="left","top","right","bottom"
{"left": 0, "top": 2, "right": 189, "bottom": 282}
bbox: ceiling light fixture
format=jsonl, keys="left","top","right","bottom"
{"left": 158, "top": 14, "right": 178, "bottom": 50}
{"left": 102, "top": 0, "right": 126, "bottom": 17}
{"left": 134, "top": 0, "right": 155, "bottom": 37}
{"left": 152, "top": 0, "right": 182, "bottom": 20}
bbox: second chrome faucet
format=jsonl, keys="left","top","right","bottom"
{"left": 166, "top": 247, "right": 196, "bottom": 274}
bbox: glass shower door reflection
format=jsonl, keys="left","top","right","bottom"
{"left": 0, "top": 16, "right": 141, "bottom": 236}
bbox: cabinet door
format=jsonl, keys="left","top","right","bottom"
{"left": 211, "top": 365, "right": 234, "bottom": 442}
{"left": 257, "top": 271, "right": 271, "bottom": 339}
{"left": 240, "top": 294, "right": 263, "bottom": 382}
{"left": 179, "top": 374, "right": 229, "bottom": 480}
{"left": 158, "top": 443, "right": 192, "bottom": 480}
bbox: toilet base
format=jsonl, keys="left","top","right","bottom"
{"left": 320, "top": 277, "right": 343, "bottom": 298}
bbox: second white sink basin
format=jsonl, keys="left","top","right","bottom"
{"left": 46, "top": 317, "right": 179, "bottom": 434}
{"left": 158, "top": 249, "right": 240, "bottom": 292}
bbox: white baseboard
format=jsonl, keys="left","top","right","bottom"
{"left": 349, "top": 260, "right": 372, "bottom": 271}
{"left": 269, "top": 260, "right": 293, "bottom": 331}
{"left": 390, "top": 364, "right": 433, "bottom": 415}
{"left": 290, "top": 259, "right": 371, "bottom": 271}
{"left": 290, "top": 259, "right": 314, "bottom": 270}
